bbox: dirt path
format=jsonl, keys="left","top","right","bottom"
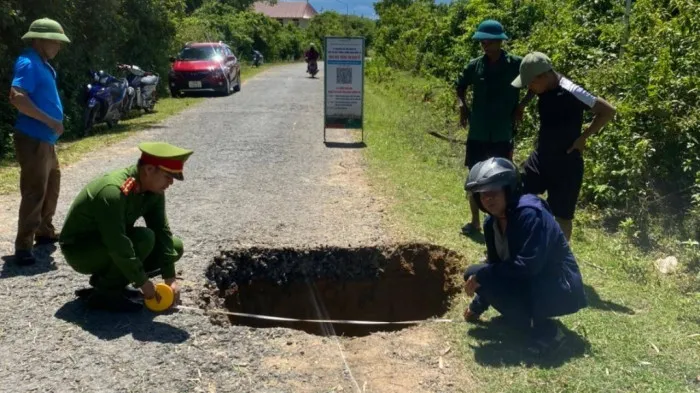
{"left": 0, "top": 64, "right": 471, "bottom": 393}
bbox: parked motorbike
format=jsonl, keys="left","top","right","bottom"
{"left": 252, "top": 51, "right": 264, "bottom": 67}
{"left": 82, "top": 69, "right": 129, "bottom": 136}
{"left": 118, "top": 63, "right": 159, "bottom": 113}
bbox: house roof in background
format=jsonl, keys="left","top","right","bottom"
{"left": 253, "top": 1, "right": 318, "bottom": 19}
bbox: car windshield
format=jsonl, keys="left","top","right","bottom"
{"left": 178, "top": 46, "right": 223, "bottom": 61}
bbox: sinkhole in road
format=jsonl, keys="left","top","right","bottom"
{"left": 203, "top": 243, "right": 464, "bottom": 337}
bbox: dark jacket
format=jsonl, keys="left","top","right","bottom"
{"left": 305, "top": 48, "right": 320, "bottom": 61}
{"left": 476, "top": 194, "right": 588, "bottom": 319}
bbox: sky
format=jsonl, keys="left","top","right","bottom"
{"left": 297, "top": 0, "right": 452, "bottom": 20}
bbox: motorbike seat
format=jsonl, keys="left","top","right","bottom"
{"left": 129, "top": 76, "right": 142, "bottom": 88}
{"left": 108, "top": 82, "right": 126, "bottom": 100}
{"left": 140, "top": 75, "right": 159, "bottom": 85}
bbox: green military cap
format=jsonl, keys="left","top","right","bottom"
{"left": 22, "top": 18, "right": 71, "bottom": 43}
{"left": 138, "top": 142, "right": 193, "bottom": 181}
{"left": 472, "top": 19, "right": 509, "bottom": 41}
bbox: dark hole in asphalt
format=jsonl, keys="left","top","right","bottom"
{"left": 203, "top": 243, "right": 464, "bottom": 337}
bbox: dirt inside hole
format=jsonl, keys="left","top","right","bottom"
{"left": 203, "top": 243, "right": 464, "bottom": 337}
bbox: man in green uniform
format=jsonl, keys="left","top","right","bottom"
{"left": 455, "top": 19, "right": 533, "bottom": 236}
{"left": 59, "top": 142, "right": 193, "bottom": 312}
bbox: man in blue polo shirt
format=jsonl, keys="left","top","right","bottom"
{"left": 512, "top": 52, "right": 616, "bottom": 241}
{"left": 9, "top": 18, "right": 70, "bottom": 265}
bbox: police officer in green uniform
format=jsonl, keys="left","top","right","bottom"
{"left": 59, "top": 142, "right": 193, "bottom": 312}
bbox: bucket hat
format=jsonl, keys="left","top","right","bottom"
{"left": 22, "top": 18, "right": 70, "bottom": 43}
{"left": 472, "top": 19, "right": 508, "bottom": 41}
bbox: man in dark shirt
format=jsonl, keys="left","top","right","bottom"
{"left": 305, "top": 43, "right": 320, "bottom": 62}
{"left": 455, "top": 19, "right": 532, "bottom": 237}
{"left": 512, "top": 52, "right": 616, "bottom": 241}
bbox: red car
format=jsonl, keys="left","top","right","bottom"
{"left": 168, "top": 42, "right": 241, "bottom": 97}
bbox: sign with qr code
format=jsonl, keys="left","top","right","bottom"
{"left": 324, "top": 37, "right": 365, "bottom": 136}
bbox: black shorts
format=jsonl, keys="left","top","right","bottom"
{"left": 465, "top": 140, "right": 513, "bottom": 169}
{"left": 523, "top": 150, "right": 583, "bottom": 220}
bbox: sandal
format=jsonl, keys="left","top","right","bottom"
{"left": 461, "top": 222, "right": 481, "bottom": 236}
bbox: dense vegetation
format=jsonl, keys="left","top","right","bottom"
{"left": 369, "top": 0, "right": 700, "bottom": 278}
{"left": 0, "top": 0, "right": 375, "bottom": 160}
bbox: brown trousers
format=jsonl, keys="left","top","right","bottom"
{"left": 14, "top": 131, "right": 60, "bottom": 251}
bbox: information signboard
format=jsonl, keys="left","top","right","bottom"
{"left": 323, "top": 36, "right": 365, "bottom": 142}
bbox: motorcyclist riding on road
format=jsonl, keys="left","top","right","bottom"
{"left": 305, "top": 43, "right": 320, "bottom": 73}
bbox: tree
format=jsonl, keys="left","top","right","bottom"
{"left": 185, "top": 0, "right": 276, "bottom": 14}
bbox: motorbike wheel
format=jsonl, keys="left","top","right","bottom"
{"left": 106, "top": 116, "right": 120, "bottom": 129}
{"left": 83, "top": 105, "right": 99, "bottom": 137}
{"left": 145, "top": 91, "right": 157, "bottom": 113}
{"left": 120, "top": 101, "right": 132, "bottom": 118}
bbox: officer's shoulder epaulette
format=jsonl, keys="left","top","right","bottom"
{"left": 120, "top": 177, "right": 137, "bottom": 195}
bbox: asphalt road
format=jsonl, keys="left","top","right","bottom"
{"left": 0, "top": 63, "right": 400, "bottom": 393}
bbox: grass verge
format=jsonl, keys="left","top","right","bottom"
{"left": 0, "top": 63, "right": 274, "bottom": 195}
{"left": 363, "top": 73, "right": 700, "bottom": 393}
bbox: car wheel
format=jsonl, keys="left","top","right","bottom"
{"left": 233, "top": 72, "right": 241, "bottom": 92}
{"left": 220, "top": 77, "right": 231, "bottom": 96}
{"left": 170, "top": 88, "right": 180, "bottom": 98}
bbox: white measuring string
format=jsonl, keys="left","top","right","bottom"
{"left": 304, "top": 279, "right": 362, "bottom": 393}
{"left": 174, "top": 305, "right": 454, "bottom": 325}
